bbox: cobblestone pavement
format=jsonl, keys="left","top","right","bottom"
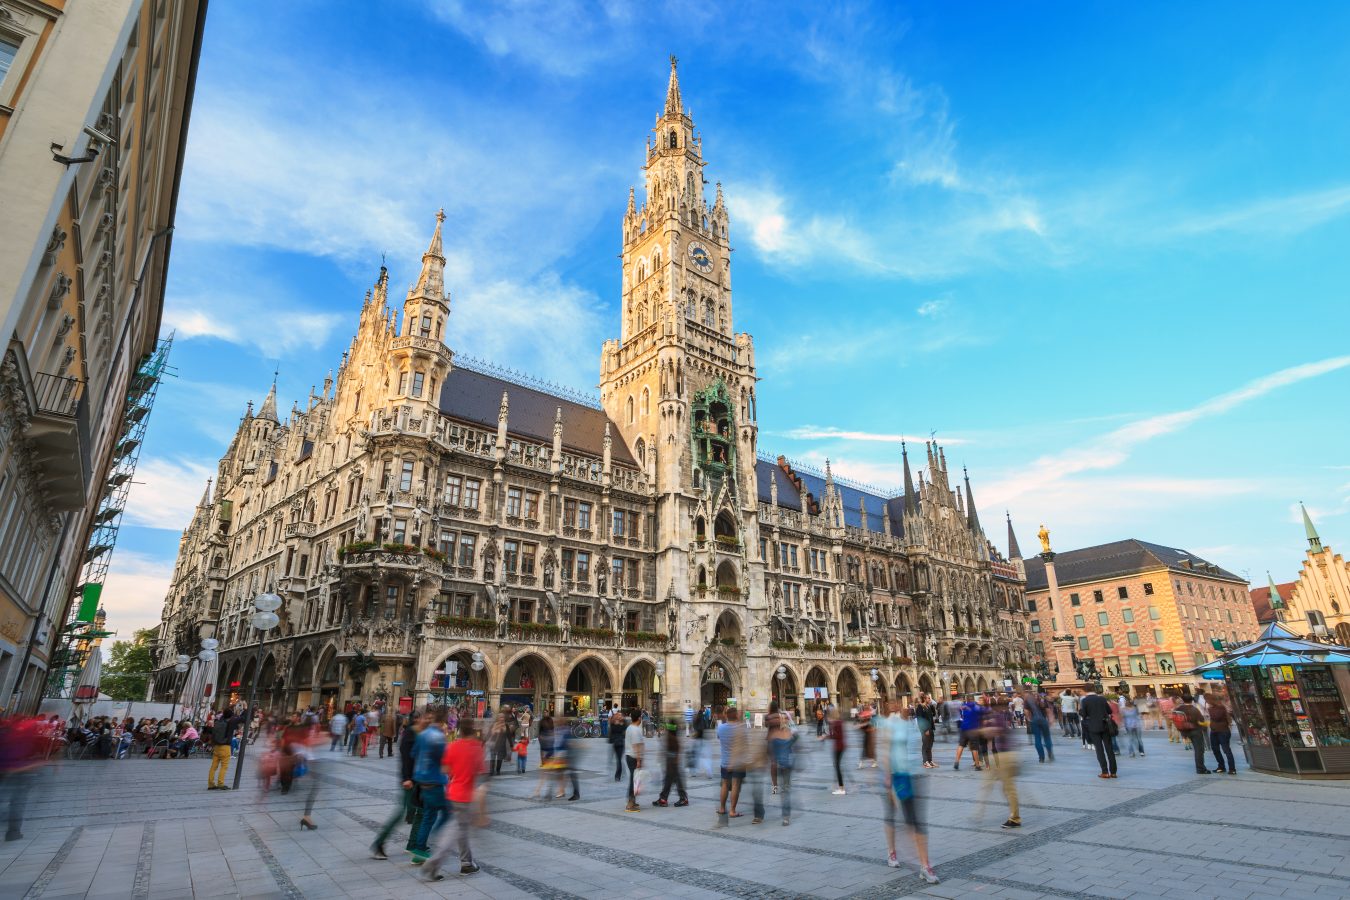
{"left": 3, "top": 728, "right": 1348, "bottom": 899}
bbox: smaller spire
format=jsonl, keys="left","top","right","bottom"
{"left": 1006, "top": 511, "right": 1023, "bottom": 559}
{"left": 963, "top": 465, "right": 981, "bottom": 535}
{"left": 1301, "top": 502, "right": 1323, "bottom": 553}
{"left": 1267, "top": 572, "right": 1286, "bottom": 610}
{"left": 258, "top": 375, "right": 278, "bottom": 421}
{"left": 665, "top": 54, "right": 683, "bottom": 117}
{"left": 902, "top": 442, "right": 917, "bottom": 516}
{"left": 627, "top": 187, "right": 636, "bottom": 216}
{"left": 199, "top": 478, "right": 213, "bottom": 509}
{"left": 412, "top": 209, "right": 446, "bottom": 299}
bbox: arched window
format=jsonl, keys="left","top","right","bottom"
{"left": 626, "top": 396, "right": 635, "bottom": 424}
{"left": 637, "top": 262, "right": 646, "bottom": 281}
{"left": 685, "top": 291, "right": 696, "bottom": 318}
{"left": 703, "top": 299, "right": 714, "bottom": 326}
{"left": 652, "top": 249, "right": 661, "bottom": 269}
{"left": 420, "top": 314, "right": 432, "bottom": 337}
{"left": 702, "top": 215, "right": 709, "bottom": 230}
{"left": 686, "top": 172, "right": 695, "bottom": 197}
{"left": 635, "top": 437, "right": 646, "bottom": 468}
{"left": 669, "top": 129, "right": 677, "bottom": 148}
{"left": 641, "top": 387, "right": 650, "bottom": 416}
{"left": 694, "top": 516, "right": 706, "bottom": 541}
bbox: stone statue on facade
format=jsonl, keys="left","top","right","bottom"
{"left": 560, "top": 616, "right": 570, "bottom": 644}
{"left": 495, "top": 592, "right": 510, "bottom": 638}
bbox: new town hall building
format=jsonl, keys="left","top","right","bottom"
{"left": 152, "top": 61, "right": 1033, "bottom": 720}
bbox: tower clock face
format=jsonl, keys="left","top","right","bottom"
{"left": 688, "top": 242, "right": 713, "bottom": 273}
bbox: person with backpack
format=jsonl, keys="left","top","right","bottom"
{"left": 1173, "top": 694, "right": 1210, "bottom": 774}
{"left": 207, "top": 704, "right": 245, "bottom": 790}
{"left": 1207, "top": 697, "right": 1237, "bottom": 774}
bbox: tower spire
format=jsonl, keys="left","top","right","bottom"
{"left": 1301, "top": 502, "right": 1323, "bottom": 553}
{"left": 412, "top": 209, "right": 446, "bottom": 299}
{"left": 1006, "top": 511, "right": 1023, "bottom": 560}
{"left": 1267, "top": 572, "right": 1286, "bottom": 610}
{"left": 902, "top": 442, "right": 917, "bottom": 515}
{"left": 258, "top": 375, "right": 278, "bottom": 421}
{"left": 665, "top": 54, "right": 682, "bottom": 117}
{"left": 963, "top": 465, "right": 981, "bottom": 535}
{"left": 199, "top": 478, "right": 213, "bottom": 509}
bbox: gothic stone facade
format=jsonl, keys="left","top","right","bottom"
{"left": 153, "top": 61, "right": 1032, "bottom": 718}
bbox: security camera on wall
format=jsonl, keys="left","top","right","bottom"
{"left": 83, "top": 124, "right": 117, "bottom": 146}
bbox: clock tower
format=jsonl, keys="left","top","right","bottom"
{"left": 600, "top": 57, "right": 764, "bottom": 710}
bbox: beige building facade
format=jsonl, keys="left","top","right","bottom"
{"left": 153, "top": 61, "right": 1032, "bottom": 720}
{"left": 1266, "top": 506, "right": 1350, "bottom": 645}
{"left": 0, "top": 0, "right": 205, "bottom": 709}
{"left": 1025, "top": 539, "right": 1257, "bottom": 697}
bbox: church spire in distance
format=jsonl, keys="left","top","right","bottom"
{"left": 1301, "top": 502, "right": 1323, "bottom": 553}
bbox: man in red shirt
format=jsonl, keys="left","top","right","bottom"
{"left": 425, "top": 718, "right": 484, "bottom": 879}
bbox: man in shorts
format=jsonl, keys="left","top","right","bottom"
{"left": 953, "top": 695, "right": 985, "bottom": 771}
{"left": 714, "top": 708, "right": 744, "bottom": 827}
{"left": 877, "top": 698, "right": 939, "bottom": 884}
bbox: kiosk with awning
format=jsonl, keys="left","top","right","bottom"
{"left": 1191, "top": 622, "right": 1350, "bottom": 778}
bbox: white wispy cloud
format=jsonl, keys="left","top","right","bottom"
{"left": 984, "top": 355, "right": 1350, "bottom": 510}
{"left": 793, "top": 450, "right": 901, "bottom": 494}
{"left": 425, "top": 0, "right": 641, "bottom": 77}
{"left": 1168, "top": 184, "right": 1350, "bottom": 237}
{"left": 776, "top": 426, "right": 971, "bottom": 445}
{"left": 100, "top": 551, "right": 175, "bottom": 643}
{"left": 122, "top": 457, "right": 216, "bottom": 531}
{"left": 164, "top": 291, "right": 345, "bottom": 357}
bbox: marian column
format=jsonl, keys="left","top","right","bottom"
{"left": 1038, "top": 525, "right": 1078, "bottom": 684}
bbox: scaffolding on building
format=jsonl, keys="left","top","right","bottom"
{"left": 45, "top": 335, "right": 175, "bottom": 698}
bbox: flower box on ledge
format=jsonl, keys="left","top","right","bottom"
{"left": 716, "top": 585, "right": 741, "bottom": 597}
{"left": 434, "top": 615, "right": 495, "bottom": 632}
{"left": 570, "top": 626, "right": 617, "bottom": 641}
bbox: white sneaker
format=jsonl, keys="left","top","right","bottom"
{"left": 921, "top": 866, "right": 940, "bottom": 884}
{"left": 887, "top": 852, "right": 899, "bottom": 868}
{"left": 832, "top": 788, "right": 846, "bottom": 795}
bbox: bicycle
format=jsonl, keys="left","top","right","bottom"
{"left": 570, "top": 717, "right": 600, "bottom": 738}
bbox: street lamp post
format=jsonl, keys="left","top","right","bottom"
{"left": 775, "top": 665, "right": 787, "bottom": 714}
{"left": 169, "top": 655, "right": 190, "bottom": 722}
{"left": 231, "top": 592, "right": 282, "bottom": 790}
{"left": 653, "top": 660, "right": 665, "bottom": 722}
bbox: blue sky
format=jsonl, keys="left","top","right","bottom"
{"left": 104, "top": 1, "right": 1350, "bottom": 640}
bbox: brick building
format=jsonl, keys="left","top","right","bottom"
{"left": 1025, "top": 539, "right": 1256, "bottom": 697}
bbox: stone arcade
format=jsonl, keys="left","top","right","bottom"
{"left": 152, "top": 60, "right": 1033, "bottom": 719}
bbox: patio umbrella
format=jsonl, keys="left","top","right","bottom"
{"left": 72, "top": 649, "right": 102, "bottom": 710}
{"left": 192, "top": 653, "right": 219, "bottom": 720}
{"left": 178, "top": 660, "right": 204, "bottom": 718}
{"left": 1189, "top": 621, "right": 1350, "bottom": 673}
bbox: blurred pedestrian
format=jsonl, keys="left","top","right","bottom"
{"left": 1121, "top": 697, "right": 1145, "bottom": 758}
{"left": 424, "top": 718, "right": 484, "bottom": 879}
{"left": 914, "top": 694, "right": 938, "bottom": 768}
{"left": 371, "top": 708, "right": 426, "bottom": 859}
{"left": 1208, "top": 696, "right": 1237, "bottom": 774}
{"left": 653, "top": 721, "right": 689, "bottom": 807}
{"left": 408, "top": 707, "right": 450, "bottom": 865}
{"left": 1079, "top": 685, "right": 1117, "bottom": 778}
{"left": 977, "top": 698, "right": 1021, "bottom": 829}
{"left": 877, "top": 699, "right": 939, "bottom": 883}
{"left": 1173, "top": 694, "right": 1209, "bottom": 774}
{"left": 1024, "top": 688, "right": 1054, "bottom": 763}
{"left": 716, "top": 707, "right": 745, "bottom": 826}
{"left": 824, "top": 706, "right": 847, "bottom": 794}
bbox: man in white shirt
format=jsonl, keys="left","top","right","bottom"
{"left": 1059, "top": 691, "right": 1079, "bottom": 737}
{"left": 623, "top": 710, "right": 645, "bottom": 812}
{"left": 329, "top": 712, "right": 348, "bottom": 752}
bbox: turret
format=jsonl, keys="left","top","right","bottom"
{"left": 1302, "top": 502, "right": 1323, "bottom": 554}
{"left": 963, "top": 466, "right": 981, "bottom": 535}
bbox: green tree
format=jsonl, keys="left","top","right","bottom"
{"left": 101, "top": 627, "right": 156, "bottom": 701}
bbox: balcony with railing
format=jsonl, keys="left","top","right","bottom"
{"left": 26, "top": 370, "right": 91, "bottom": 511}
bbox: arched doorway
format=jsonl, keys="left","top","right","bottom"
{"left": 837, "top": 666, "right": 860, "bottom": 712}
{"left": 502, "top": 653, "right": 554, "bottom": 716}
{"left": 700, "top": 659, "right": 735, "bottom": 712}
{"left": 258, "top": 653, "right": 278, "bottom": 712}
{"left": 564, "top": 656, "right": 611, "bottom": 717}
{"left": 917, "top": 672, "right": 933, "bottom": 699}
{"left": 292, "top": 649, "right": 314, "bottom": 710}
{"left": 622, "top": 659, "right": 657, "bottom": 712}
{"left": 317, "top": 646, "right": 341, "bottom": 712}
{"left": 430, "top": 649, "right": 491, "bottom": 712}
{"left": 770, "top": 662, "right": 800, "bottom": 720}
{"left": 895, "top": 672, "right": 912, "bottom": 702}
{"left": 962, "top": 675, "right": 976, "bottom": 695}
{"left": 715, "top": 561, "right": 739, "bottom": 599}
{"left": 804, "top": 665, "right": 830, "bottom": 720}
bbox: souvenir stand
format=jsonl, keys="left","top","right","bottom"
{"left": 1191, "top": 622, "right": 1350, "bottom": 778}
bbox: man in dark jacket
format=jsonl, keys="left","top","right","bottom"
{"left": 1078, "top": 686, "right": 1117, "bottom": 778}
{"left": 371, "top": 708, "right": 427, "bottom": 860}
{"left": 207, "top": 705, "right": 245, "bottom": 791}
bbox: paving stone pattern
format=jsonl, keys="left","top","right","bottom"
{"left": 1, "top": 729, "right": 1347, "bottom": 899}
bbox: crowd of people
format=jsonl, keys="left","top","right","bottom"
{"left": 0, "top": 681, "right": 1248, "bottom": 884}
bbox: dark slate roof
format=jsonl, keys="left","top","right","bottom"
{"left": 753, "top": 458, "right": 904, "bottom": 535}
{"left": 438, "top": 367, "right": 635, "bottom": 466}
{"left": 1023, "top": 539, "right": 1247, "bottom": 591}
{"left": 755, "top": 459, "right": 803, "bottom": 511}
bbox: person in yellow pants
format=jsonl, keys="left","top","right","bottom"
{"left": 207, "top": 704, "right": 245, "bottom": 790}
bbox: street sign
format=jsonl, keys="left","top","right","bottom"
{"left": 391, "top": 681, "right": 403, "bottom": 686}
{"left": 467, "top": 690, "right": 484, "bottom": 696}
